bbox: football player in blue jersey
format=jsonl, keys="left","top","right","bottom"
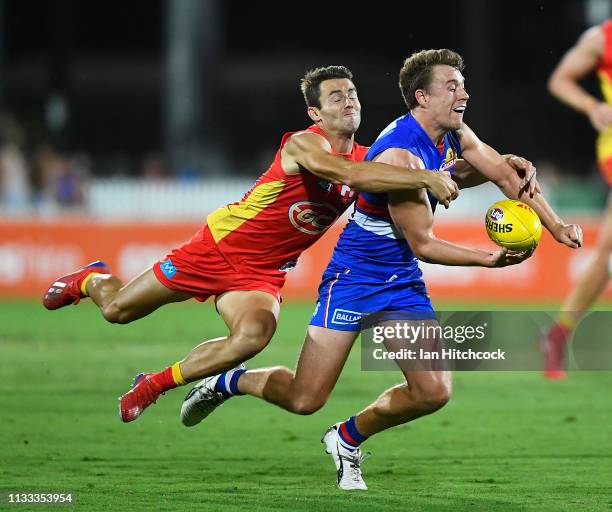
{"left": 181, "top": 50, "right": 583, "bottom": 490}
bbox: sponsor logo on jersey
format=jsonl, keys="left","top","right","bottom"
{"left": 331, "top": 308, "right": 362, "bottom": 325}
{"left": 439, "top": 147, "right": 458, "bottom": 172}
{"left": 288, "top": 201, "right": 339, "bottom": 235}
{"left": 489, "top": 207, "right": 504, "bottom": 221}
{"left": 160, "top": 258, "right": 177, "bottom": 279}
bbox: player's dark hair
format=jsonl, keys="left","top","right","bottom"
{"left": 399, "top": 49, "right": 465, "bottom": 110}
{"left": 301, "top": 66, "right": 353, "bottom": 108}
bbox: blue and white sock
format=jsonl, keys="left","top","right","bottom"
{"left": 214, "top": 368, "right": 246, "bottom": 399}
{"left": 337, "top": 416, "right": 368, "bottom": 451}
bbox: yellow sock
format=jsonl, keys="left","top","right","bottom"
{"left": 80, "top": 272, "right": 99, "bottom": 297}
{"left": 171, "top": 362, "right": 187, "bottom": 386}
{"left": 558, "top": 312, "right": 578, "bottom": 331}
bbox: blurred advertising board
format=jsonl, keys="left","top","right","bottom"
{"left": 0, "top": 219, "right": 609, "bottom": 303}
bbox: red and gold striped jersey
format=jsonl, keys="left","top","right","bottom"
{"left": 206, "top": 125, "right": 368, "bottom": 279}
{"left": 596, "top": 19, "right": 612, "bottom": 180}
{"left": 598, "top": 19, "right": 612, "bottom": 104}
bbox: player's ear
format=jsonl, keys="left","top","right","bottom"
{"left": 415, "top": 89, "right": 429, "bottom": 108}
{"left": 307, "top": 106, "right": 321, "bottom": 123}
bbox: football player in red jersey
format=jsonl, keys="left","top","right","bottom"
{"left": 43, "top": 66, "right": 465, "bottom": 422}
{"left": 540, "top": 21, "right": 612, "bottom": 379}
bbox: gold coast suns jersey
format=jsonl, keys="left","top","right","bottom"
{"left": 205, "top": 125, "right": 368, "bottom": 277}
{"left": 596, "top": 19, "right": 612, "bottom": 184}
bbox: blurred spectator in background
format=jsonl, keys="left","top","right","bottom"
{"left": 32, "top": 143, "right": 89, "bottom": 215}
{"left": 0, "top": 112, "right": 31, "bottom": 213}
{"left": 140, "top": 153, "right": 168, "bottom": 180}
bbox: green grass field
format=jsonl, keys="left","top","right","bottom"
{"left": 2, "top": 300, "right": 612, "bottom": 511}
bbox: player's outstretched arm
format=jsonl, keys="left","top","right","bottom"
{"left": 458, "top": 124, "right": 583, "bottom": 249}
{"left": 548, "top": 25, "right": 612, "bottom": 132}
{"left": 281, "top": 131, "right": 459, "bottom": 205}
{"left": 383, "top": 148, "right": 530, "bottom": 268}
{"left": 388, "top": 188, "right": 529, "bottom": 268}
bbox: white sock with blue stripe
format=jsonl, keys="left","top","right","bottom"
{"left": 214, "top": 368, "right": 246, "bottom": 398}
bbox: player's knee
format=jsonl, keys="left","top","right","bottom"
{"left": 418, "top": 382, "right": 451, "bottom": 412}
{"left": 102, "top": 300, "right": 133, "bottom": 324}
{"left": 231, "top": 322, "right": 275, "bottom": 359}
{"left": 290, "top": 395, "right": 327, "bottom": 415}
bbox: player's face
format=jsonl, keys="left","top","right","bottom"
{"left": 311, "top": 78, "right": 361, "bottom": 135}
{"left": 424, "top": 65, "right": 469, "bottom": 131}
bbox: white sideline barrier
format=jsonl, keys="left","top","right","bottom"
{"left": 87, "top": 178, "right": 255, "bottom": 219}
{"left": 87, "top": 179, "right": 507, "bottom": 220}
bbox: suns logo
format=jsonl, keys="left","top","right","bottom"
{"left": 489, "top": 207, "right": 504, "bottom": 221}
{"left": 288, "top": 201, "right": 339, "bottom": 235}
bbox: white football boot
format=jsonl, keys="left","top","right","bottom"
{"left": 321, "top": 424, "right": 370, "bottom": 490}
{"left": 180, "top": 364, "right": 245, "bottom": 427}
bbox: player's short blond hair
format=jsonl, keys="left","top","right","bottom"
{"left": 399, "top": 49, "right": 465, "bottom": 110}
{"left": 301, "top": 66, "right": 353, "bottom": 108}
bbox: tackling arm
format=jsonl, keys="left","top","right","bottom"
{"left": 281, "top": 132, "right": 459, "bottom": 205}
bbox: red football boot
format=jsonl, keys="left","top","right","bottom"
{"left": 539, "top": 322, "right": 571, "bottom": 380}
{"left": 119, "top": 373, "right": 164, "bottom": 423}
{"left": 42, "top": 260, "right": 109, "bottom": 310}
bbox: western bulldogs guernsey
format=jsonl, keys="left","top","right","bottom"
{"left": 310, "top": 113, "right": 461, "bottom": 331}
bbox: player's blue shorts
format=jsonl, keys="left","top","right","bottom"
{"left": 309, "top": 263, "right": 435, "bottom": 332}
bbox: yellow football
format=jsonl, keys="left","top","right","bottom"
{"left": 485, "top": 199, "right": 542, "bottom": 251}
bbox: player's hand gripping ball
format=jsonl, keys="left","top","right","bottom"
{"left": 485, "top": 199, "right": 542, "bottom": 251}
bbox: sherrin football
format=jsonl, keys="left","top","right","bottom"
{"left": 485, "top": 199, "right": 542, "bottom": 251}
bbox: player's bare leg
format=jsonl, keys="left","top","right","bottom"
{"left": 43, "top": 261, "right": 191, "bottom": 322}
{"left": 87, "top": 268, "right": 192, "bottom": 324}
{"left": 180, "top": 326, "right": 357, "bottom": 426}
{"left": 237, "top": 326, "right": 358, "bottom": 413}
{"left": 541, "top": 193, "right": 612, "bottom": 378}
{"left": 559, "top": 194, "right": 612, "bottom": 316}
{"left": 338, "top": 319, "right": 451, "bottom": 438}
{"left": 179, "top": 290, "right": 281, "bottom": 379}
{"left": 353, "top": 370, "right": 451, "bottom": 436}
{"left": 121, "top": 289, "right": 280, "bottom": 423}
{"left": 319, "top": 319, "right": 451, "bottom": 490}
{"left": 320, "top": 366, "right": 450, "bottom": 491}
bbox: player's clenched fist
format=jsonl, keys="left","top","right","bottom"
{"left": 551, "top": 222, "right": 583, "bottom": 249}
{"left": 427, "top": 171, "right": 459, "bottom": 208}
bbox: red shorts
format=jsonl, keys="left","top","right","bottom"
{"left": 152, "top": 226, "right": 283, "bottom": 303}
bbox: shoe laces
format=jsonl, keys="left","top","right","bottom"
{"left": 194, "top": 389, "right": 225, "bottom": 411}
{"left": 341, "top": 449, "right": 371, "bottom": 480}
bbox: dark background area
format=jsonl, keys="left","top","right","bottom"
{"left": 0, "top": 0, "right": 604, "bottom": 177}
